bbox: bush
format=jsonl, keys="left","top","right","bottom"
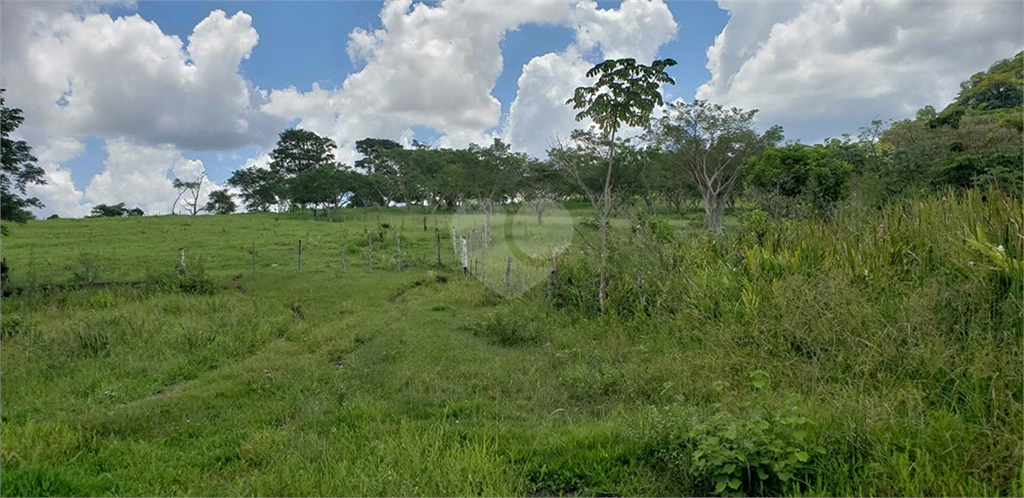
{"left": 688, "top": 376, "right": 825, "bottom": 496}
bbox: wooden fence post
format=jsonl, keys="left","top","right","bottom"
{"left": 179, "top": 249, "right": 186, "bottom": 275}
{"left": 470, "top": 228, "right": 476, "bottom": 275}
{"left": 637, "top": 269, "right": 645, "bottom": 308}
{"left": 396, "top": 234, "right": 402, "bottom": 271}
{"left": 297, "top": 240, "right": 302, "bottom": 274}
{"left": 341, "top": 235, "right": 346, "bottom": 272}
{"left": 251, "top": 242, "right": 256, "bottom": 277}
{"left": 435, "top": 228, "right": 441, "bottom": 266}
{"left": 505, "top": 257, "right": 512, "bottom": 287}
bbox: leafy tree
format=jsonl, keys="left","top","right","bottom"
{"left": 355, "top": 138, "right": 405, "bottom": 206}
{"left": 204, "top": 189, "right": 237, "bottom": 215}
{"left": 564, "top": 57, "right": 676, "bottom": 313}
{"left": 127, "top": 207, "right": 145, "bottom": 217}
{"left": 521, "top": 158, "right": 565, "bottom": 225}
{"left": 270, "top": 129, "right": 337, "bottom": 176}
{"left": 650, "top": 100, "right": 782, "bottom": 229}
{"left": 746, "top": 143, "right": 854, "bottom": 217}
{"left": 90, "top": 202, "right": 127, "bottom": 217}
{"left": 949, "top": 51, "right": 1023, "bottom": 114}
{"left": 226, "top": 166, "right": 283, "bottom": 212}
{"left": 466, "top": 138, "right": 527, "bottom": 244}
{"left": 172, "top": 172, "right": 207, "bottom": 215}
{"left": 1, "top": 89, "right": 46, "bottom": 234}
{"left": 288, "top": 163, "right": 358, "bottom": 219}
{"left": 355, "top": 138, "right": 403, "bottom": 174}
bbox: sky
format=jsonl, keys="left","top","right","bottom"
{"left": 1, "top": 0, "right": 1021, "bottom": 218}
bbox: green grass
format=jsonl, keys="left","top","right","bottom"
{"left": 1, "top": 194, "right": 1021, "bottom": 496}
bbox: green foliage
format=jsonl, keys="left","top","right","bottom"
{"left": 632, "top": 210, "right": 675, "bottom": 244}
{"left": 949, "top": 51, "right": 1023, "bottom": 113}
{"left": 0, "top": 198, "right": 1020, "bottom": 497}
{"left": 567, "top": 58, "right": 677, "bottom": 135}
{"left": 203, "top": 190, "right": 237, "bottom": 215}
{"left": 226, "top": 166, "right": 284, "bottom": 212}
{"left": 469, "top": 304, "right": 547, "bottom": 347}
{"left": 89, "top": 202, "right": 142, "bottom": 218}
{"left": 870, "top": 52, "right": 1023, "bottom": 199}
{"left": 746, "top": 143, "right": 853, "bottom": 217}
{"left": 739, "top": 207, "right": 770, "bottom": 244}
{"left": 1, "top": 89, "right": 46, "bottom": 233}
{"left": 650, "top": 100, "right": 783, "bottom": 228}
{"left": 689, "top": 380, "right": 825, "bottom": 496}
{"left": 270, "top": 128, "right": 337, "bottom": 176}
{"left": 72, "top": 252, "right": 102, "bottom": 284}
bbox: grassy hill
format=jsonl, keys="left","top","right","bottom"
{"left": 1, "top": 193, "right": 1020, "bottom": 496}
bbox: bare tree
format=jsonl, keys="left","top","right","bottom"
{"left": 173, "top": 171, "right": 207, "bottom": 215}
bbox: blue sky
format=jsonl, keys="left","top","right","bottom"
{"left": 1, "top": 0, "right": 1019, "bottom": 217}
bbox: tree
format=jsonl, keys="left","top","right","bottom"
{"left": 90, "top": 203, "right": 128, "bottom": 217}
{"left": 355, "top": 138, "right": 405, "bottom": 206}
{"left": 204, "top": 189, "right": 237, "bottom": 215}
{"left": 650, "top": 100, "right": 782, "bottom": 229}
{"left": 1, "top": 89, "right": 46, "bottom": 234}
{"left": 288, "top": 163, "right": 357, "bottom": 219}
{"left": 746, "top": 143, "right": 853, "bottom": 218}
{"left": 564, "top": 57, "right": 676, "bottom": 314}
{"left": 172, "top": 172, "right": 207, "bottom": 215}
{"left": 466, "top": 138, "right": 527, "bottom": 245}
{"left": 270, "top": 129, "right": 337, "bottom": 176}
{"left": 226, "top": 166, "right": 283, "bottom": 212}
{"left": 521, "top": 158, "right": 565, "bottom": 225}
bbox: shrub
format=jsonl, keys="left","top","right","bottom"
{"left": 688, "top": 377, "right": 825, "bottom": 496}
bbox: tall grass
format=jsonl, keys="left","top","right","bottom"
{"left": 1, "top": 191, "right": 1020, "bottom": 496}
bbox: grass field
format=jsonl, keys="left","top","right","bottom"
{"left": 1, "top": 192, "right": 1021, "bottom": 496}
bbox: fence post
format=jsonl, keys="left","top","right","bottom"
{"left": 545, "top": 251, "right": 557, "bottom": 299}
{"left": 297, "top": 240, "right": 302, "bottom": 274}
{"left": 179, "top": 249, "right": 186, "bottom": 275}
{"left": 460, "top": 236, "right": 468, "bottom": 275}
{"left": 435, "top": 228, "right": 441, "bottom": 266}
{"left": 341, "top": 235, "right": 346, "bottom": 272}
{"left": 505, "top": 256, "right": 512, "bottom": 288}
{"left": 423, "top": 216, "right": 427, "bottom": 231}
{"left": 450, "top": 227, "right": 458, "bottom": 262}
{"left": 251, "top": 242, "right": 256, "bottom": 277}
{"left": 470, "top": 228, "right": 476, "bottom": 275}
{"left": 396, "top": 234, "right": 402, "bottom": 271}
{"left": 637, "top": 269, "right": 645, "bottom": 308}
{"left": 368, "top": 233, "right": 373, "bottom": 271}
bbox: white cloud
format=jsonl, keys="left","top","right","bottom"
{"left": 83, "top": 138, "right": 217, "bottom": 216}
{"left": 2, "top": 2, "right": 283, "bottom": 217}
{"left": 266, "top": 0, "right": 678, "bottom": 157}
{"left": 5, "top": 0, "right": 682, "bottom": 217}
{"left": 697, "top": 0, "right": 1024, "bottom": 142}
{"left": 2, "top": 4, "right": 283, "bottom": 151}
{"left": 503, "top": 48, "right": 594, "bottom": 158}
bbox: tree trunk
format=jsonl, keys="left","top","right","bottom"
{"left": 703, "top": 194, "right": 725, "bottom": 230}
{"left": 484, "top": 201, "right": 492, "bottom": 247}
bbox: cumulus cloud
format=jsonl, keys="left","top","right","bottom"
{"left": 267, "top": 0, "right": 678, "bottom": 157}
{"left": 83, "top": 138, "right": 217, "bottom": 215}
{"left": 5, "top": 7, "right": 282, "bottom": 151}
{"left": 4, "top": 0, "right": 681, "bottom": 217}
{"left": 2, "top": 2, "right": 283, "bottom": 217}
{"left": 697, "top": 0, "right": 1024, "bottom": 142}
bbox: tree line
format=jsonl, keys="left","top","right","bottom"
{"left": 1, "top": 52, "right": 1020, "bottom": 234}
